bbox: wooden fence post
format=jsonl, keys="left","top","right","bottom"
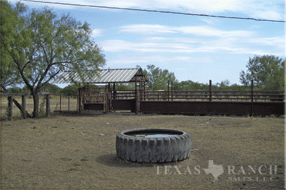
{"left": 136, "top": 90, "right": 140, "bottom": 114}
{"left": 104, "top": 91, "right": 110, "bottom": 114}
{"left": 8, "top": 96, "right": 13, "bottom": 121}
{"left": 113, "top": 82, "right": 116, "bottom": 100}
{"left": 46, "top": 94, "right": 50, "bottom": 117}
{"left": 143, "top": 81, "right": 145, "bottom": 101}
{"left": 108, "top": 83, "right": 111, "bottom": 112}
{"left": 78, "top": 88, "right": 81, "bottom": 113}
{"left": 140, "top": 79, "right": 143, "bottom": 101}
{"left": 22, "top": 95, "right": 26, "bottom": 119}
{"left": 135, "top": 78, "right": 138, "bottom": 114}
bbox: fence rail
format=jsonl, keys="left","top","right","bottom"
{"left": 139, "top": 90, "right": 284, "bottom": 102}
{"left": 109, "top": 89, "right": 284, "bottom": 102}
{"left": 1, "top": 93, "right": 78, "bottom": 121}
{"left": 112, "top": 90, "right": 135, "bottom": 99}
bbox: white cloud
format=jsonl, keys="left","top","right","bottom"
{"left": 176, "top": 26, "right": 254, "bottom": 37}
{"left": 101, "top": 38, "right": 258, "bottom": 54}
{"left": 239, "top": 0, "right": 285, "bottom": 20}
{"left": 106, "top": 55, "right": 214, "bottom": 66}
{"left": 201, "top": 18, "right": 220, "bottom": 25}
{"left": 101, "top": 24, "right": 284, "bottom": 56}
{"left": 101, "top": 40, "right": 152, "bottom": 52}
{"left": 120, "top": 24, "right": 255, "bottom": 38}
{"left": 247, "top": 36, "right": 285, "bottom": 50}
{"left": 87, "top": 0, "right": 139, "bottom": 8}
{"left": 91, "top": 29, "right": 103, "bottom": 37}
{"left": 120, "top": 25, "right": 175, "bottom": 35}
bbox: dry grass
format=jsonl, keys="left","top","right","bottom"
{"left": 1, "top": 112, "right": 284, "bottom": 189}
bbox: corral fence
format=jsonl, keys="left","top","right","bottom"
{"left": 111, "top": 80, "right": 284, "bottom": 102}
{"left": 110, "top": 80, "right": 285, "bottom": 116}
{"left": 138, "top": 90, "right": 285, "bottom": 102}
{"left": 137, "top": 89, "right": 284, "bottom": 116}
{"left": 110, "top": 89, "right": 284, "bottom": 115}
{"left": 1, "top": 93, "right": 78, "bottom": 121}
{"left": 1, "top": 80, "right": 285, "bottom": 120}
{"left": 111, "top": 90, "right": 285, "bottom": 102}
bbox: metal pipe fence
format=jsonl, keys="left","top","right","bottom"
{"left": 112, "top": 90, "right": 135, "bottom": 99}
{"left": 109, "top": 89, "right": 284, "bottom": 102}
{"left": 140, "top": 90, "right": 284, "bottom": 102}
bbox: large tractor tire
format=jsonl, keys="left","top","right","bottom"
{"left": 116, "top": 128, "right": 192, "bottom": 163}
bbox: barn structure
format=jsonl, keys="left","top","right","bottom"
{"left": 52, "top": 68, "right": 149, "bottom": 113}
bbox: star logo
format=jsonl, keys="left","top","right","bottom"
{"left": 203, "top": 160, "right": 224, "bottom": 182}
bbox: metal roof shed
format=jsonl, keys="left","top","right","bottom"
{"left": 52, "top": 68, "right": 148, "bottom": 114}
{"left": 51, "top": 68, "right": 148, "bottom": 84}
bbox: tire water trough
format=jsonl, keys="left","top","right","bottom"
{"left": 116, "top": 128, "right": 192, "bottom": 163}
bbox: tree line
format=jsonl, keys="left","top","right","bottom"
{"left": 143, "top": 55, "right": 285, "bottom": 92}
{"left": 8, "top": 54, "right": 285, "bottom": 95}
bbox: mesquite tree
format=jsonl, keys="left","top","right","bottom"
{"left": 240, "top": 55, "right": 285, "bottom": 91}
{"left": 1, "top": 1, "right": 24, "bottom": 91}
{"left": 144, "top": 65, "right": 177, "bottom": 90}
{"left": 4, "top": 3, "right": 105, "bottom": 117}
{"left": 0, "top": 1, "right": 34, "bottom": 117}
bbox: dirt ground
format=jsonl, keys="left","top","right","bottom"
{"left": 1, "top": 112, "right": 285, "bottom": 189}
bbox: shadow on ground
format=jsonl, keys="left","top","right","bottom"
{"left": 95, "top": 153, "right": 181, "bottom": 168}
{"left": 54, "top": 111, "right": 105, "bottom": 117}
{"left": 54, "top": 111, "right": 143, "bottom": 117}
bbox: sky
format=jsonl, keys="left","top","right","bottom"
{"left": 10, "top": 0, "right": 285, "bottom": 86}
